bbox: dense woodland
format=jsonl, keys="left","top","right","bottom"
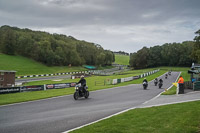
{"left": 0, "top": 25, "right": 115, "bottom": 66}
{"left": 0, "top": 25, "right": 199, "bottom": 69}
{"left": 129, "top": 29, "right": 200, "bottom": 69}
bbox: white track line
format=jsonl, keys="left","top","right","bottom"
{"left": 139, "top": 98, "right": 200, "bottom": 109}
{"left": 62, "top": 106, "right": 137, "bottom": 133}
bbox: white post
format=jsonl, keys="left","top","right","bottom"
{"left": 176, "top": 83, "right": 179, "bottom": 95}
{"left": 44, "top": 84, "right": 46, "bottom": 91}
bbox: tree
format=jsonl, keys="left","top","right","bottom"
{"left": 192, "top": 29, "right": 200, "bottom": 63}
{"left": 2, "top": 29, "right": 16, "bottom": 55}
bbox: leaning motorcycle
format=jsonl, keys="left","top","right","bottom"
{"left": 143, "top": 82, "right": 148, "bottom": 90}
{"left": 73, "top": 84, "right": 89, "bottom": 100}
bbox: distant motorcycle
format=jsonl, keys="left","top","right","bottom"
{"left": 73, "top": 84, "right": 89, "bottom": 100}
{"left": 158, "top": 82, "right": 163, "bottom": 89}
{"left": 165, "top": 74, "right": 168, "bottom": 79}
{"left": 143, "top": 81, "right": 148, "bottom": 90}
{"left": 154, "top": 80, "right": 158, "bottom": 86}
{"left": 168, "top": 71, "right": 171, "bottom": 76}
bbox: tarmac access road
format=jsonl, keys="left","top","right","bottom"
{"left": 15, "top": 75, "right": 72, "bottom": 84}
{"left": 0, "top": 72, "right": 180, "bottom": 133}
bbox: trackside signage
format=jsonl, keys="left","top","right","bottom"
{"left": 46, "top": 83, "right": 76, "bottom": 89}
{"left": 0, "top": 82, "right": 77, "bottom": 94}
{"left": 0, "top": 87, "right": 21, "bottom": 94}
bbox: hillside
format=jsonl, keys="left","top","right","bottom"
{"left": 114, "top": 54, "right": 130, "bottom": 65}
{"left": 0, "top": 25, "right": 114, "bottom": 66}
{"left": 0, "top": 53, "right": 87, "bottom": 76}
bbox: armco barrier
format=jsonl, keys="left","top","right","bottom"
{"left": 16, "top": 71, "right": 91, "bottom": 79}
{"left": 117, "top": 79, "right": 121, "bottom": 83}
{"left": 112, "top": 69, "right": 160, "bottom": 85}
{"left": 112, "top": 79, "right": 118, "bottom": 85}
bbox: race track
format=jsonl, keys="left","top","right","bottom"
{"left": 0, "top": 72, "right": 180, "bottom": 133}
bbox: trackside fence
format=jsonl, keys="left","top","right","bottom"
{"left": 112, "top": 69, "right": 160, "bottom": 85}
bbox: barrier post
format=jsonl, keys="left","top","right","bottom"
{"left": 44, "top": 84, "right": 46, "bottom": 91}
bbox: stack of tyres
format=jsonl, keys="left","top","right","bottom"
{"left": 193, "top": 81, "right": 200, "bottom": 91}
{"left": 178, "top": 83, "right": 184, "bottom": 94}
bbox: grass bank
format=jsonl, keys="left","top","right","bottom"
{"left": 0, "top": 53, "right": 87, "bottom": 76}
{"left": 71, "top": 100, "right": 200, "bottom": 133}
{"left": 114, "top": 54, "right": 129, "bottom": 65}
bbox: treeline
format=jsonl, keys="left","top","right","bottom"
{"left": 130, "top": 29, "right": 200, "bottom": 69}
{"left": 129, "top": 41, "right": 195, "bottom": 69}
{"left": 0, "top": 25, "right": 115, "bottom": 66}
{"left": 113, "top": 51, "right": 129, "bottom": 55}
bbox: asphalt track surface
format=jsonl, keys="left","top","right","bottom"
{"left": 0, "top": 72, "right": 180, "bottom": 133}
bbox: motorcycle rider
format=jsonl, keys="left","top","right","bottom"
{"left": 154, "top": 78, "right": 158, "bottom": 86}
{"left": 77, "top": 75, "right": 86, "bottom": 93}
{"left": 143, "top": 78, "right": 148, "bottom": 84}
{"left": 158, "top": 78, "right": 163, "bottom": 88}
{"left": 159, "top": 78, "right": 163, "bottom": 84}
{"left": 143, "top": 78, "right": 148, "bottom": 88}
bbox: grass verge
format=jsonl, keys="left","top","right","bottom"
{"left": 71, "top": 100, "right": 200, "bottom": 133}
{"left": 162, "top": 85, "right": 177, "bottom": 95}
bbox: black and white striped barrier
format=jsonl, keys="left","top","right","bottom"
{"left": 15, "top": 71, "right": 92, "bottom": 79}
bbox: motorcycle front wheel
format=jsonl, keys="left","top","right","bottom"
{"left": 74, "top": 92, "right": 79, "bottom": 100}
{"left": 85, "top": 91, "right": 89, "bottom": 99}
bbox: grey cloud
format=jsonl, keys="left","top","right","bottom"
{"left": 0, "top": 0, "right": 199, "bottom": 52}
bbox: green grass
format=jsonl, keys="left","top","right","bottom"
{"left": 0, "top": 53, "right": 87, "bottom": 76}
{"left": 114, "top": 54, "right": 129, "bottom": 65}
{"left": 0, "top": 69, "right": 165, "bottom": 105}
{"left": 162, "top": 85, "right": 177, "bottom": 95}
{"left": 71, "top": 100, "right": 200, "bottom": 133}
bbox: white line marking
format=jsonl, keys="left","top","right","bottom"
{"left": 139, "top": 98, "right": 200, "bottom": 109}
{"left": 62, "top": 106, "right": 137, "bottom": 133}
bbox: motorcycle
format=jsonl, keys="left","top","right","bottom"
{"left": 165, "top": 74, "right": 168, "bottom": 79}
{"left": 154, "top": 80, "right": 158, "bottom": 86}
{"left": 168, "top": 71, "right": 171, "bottom": 76}
{"left": 73, "top": 84, "right": 89, "bottom": 100}
{"left": 143, "top": 81, "right": 148, "bottom": 90}
{"left": 158, "top": 82, "right": 163, "bottom": 89}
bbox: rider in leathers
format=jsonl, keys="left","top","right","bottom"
{"left": 78, "top": 75, "right": 86, "bottom": 93}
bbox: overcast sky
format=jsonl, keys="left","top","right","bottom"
{"left": 0, "top": 0, "right": 199, "bottom": 53}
